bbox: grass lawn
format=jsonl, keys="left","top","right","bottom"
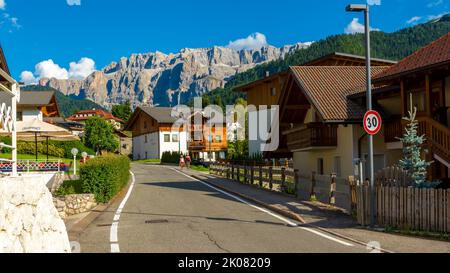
{"left": 189, "top": 164, "right": 209, "bottom": 173}
{"left": 0, "top": 153, "right": 72, "bottom": 164}
{"left": 134, "top": 158, "right": 161, "bottom": 164}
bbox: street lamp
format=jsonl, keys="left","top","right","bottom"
{"left": 71, "top": 148, "right": 79, "bottom": 176}
{"left": 346, "top": 3, "right": 375, "bottom": 227}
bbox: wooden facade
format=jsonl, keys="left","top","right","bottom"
{"left": 373, "top": 63, "right": 450, "bottom": 181}
{"left": 188, "top": 112, "right": 228, "bottom": 159}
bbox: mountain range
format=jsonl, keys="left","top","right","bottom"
{"left": 34, "top": 14, "right": 450, "bottom": 110}
{"left": 37, "top": 43, "right": 309, "bottom": 109}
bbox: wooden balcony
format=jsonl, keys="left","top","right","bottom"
{"left": 285, "top": 123, "right": 337, "bottom": 151}
{"left": 188, "top": 141, "right": 206, "bottom": 150}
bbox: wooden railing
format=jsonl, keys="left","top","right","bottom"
{"left": 210, "top": 162, "right": 354, "bottom": 212}
{"left": 286, "top": 123, "right": 337, "bottom": 151}
{"left": 384, "top": 118, "right": 403, "bottom": 143}
{"left": 417, "top": 116, "right": 450, "bottom": 164}
{"left": 384, "top": 116, "right": 450, "bottom": 165}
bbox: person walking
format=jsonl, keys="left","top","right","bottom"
{"left": 185, "top": 153, "right": 191, "bottom": 169}
{"left": 180, "top": 155, "right": 185, "bottom": 170}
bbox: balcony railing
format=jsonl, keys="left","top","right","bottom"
{"left": 286, "top": 123, "right": 337, "bottom": 151}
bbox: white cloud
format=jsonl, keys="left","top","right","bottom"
{"left": 0, "top": 0, "right": 6, "bottom": 10}
{"left": 20, "top": 71, "right": 37, "bottom": 85}
{"left": 427, "top": 0, "right": 443, "bottom": 8}
{"left": 68, "top": 57, "right": 96, "bottom": 79}
{"left": 66, "top": 0, "right": 81, "bottom": 6}
{"left": 21, "top": 58, "right": 96, "bottom": 85}
{"left": 10, "top": 17, "right": 20, "bottom": 28}
{"left": 367, "top": 0, "right": 381, "bottom": 5}
{"left": 35, "top": 59, "right": 69, "bottom": 80}
{"left": 227, "top": 32, "right": 268, "bottom": 51}
{"left": 344, "top": 18, "right": 380, "bottom": 34}
{"left": 407, "top": 16, "right": 422, "bottom": 24}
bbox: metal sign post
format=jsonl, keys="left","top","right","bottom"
{"left": 346, "top": 3, "right": 376, "bottom": 227}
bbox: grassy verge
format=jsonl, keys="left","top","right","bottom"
{"left": 189, "top": 164, "right": 209, "bottom": 172}
{"left": 134, "top": 158, "right": 161, "bottom": 164}
{"left": 384, "top": 226, "right": 450, "bottom": 241}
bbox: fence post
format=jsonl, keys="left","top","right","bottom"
{"left": 226, "top": 163, "right": 230, "bottom": 179}
{"left": 259, "top": 165, "right": 263, "bottom": 187}
{"left": 244, "top": 164, "right": 248, "bottom": 184}
{"left": 269, "top": 166, "right": 273, "bottom": 190}
{"left": 281, "top": 167, "right": 286, "bottom": 192}
{"left": 250, "top": 165, "right": 254, "bottom": 185}
{"left": 311, "top": 171, "right": 316, "bottom": 197}
{"left": 231, "top": 164, "right": 234, "bottom": 180}
{"left": 27, "top": 160, "right": 30, "bottom": 173}
{"left": 294, "top": 169, "right": 299, "bottom": 197}
{"left": 58, "top": 159, "right": 61, "bottom": 172}
{"left": 329, "top": 173, "right": 336, "bottom": 205}
{"left": 236, "top": 165, "right": 240, "bottom": 182}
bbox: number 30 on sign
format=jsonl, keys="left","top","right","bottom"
{"left": 363, "top": 110, "right": 382, "bottom": 135}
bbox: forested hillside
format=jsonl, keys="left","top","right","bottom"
{"left": 201, "top": 14, "right": 450, "bottom": 107}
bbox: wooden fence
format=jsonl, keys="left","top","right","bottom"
{"left": 357, "top": 184, "right": 450, "bottom": 233}
{"left": 210, "top": 162, "right": 354, "bottom": 212}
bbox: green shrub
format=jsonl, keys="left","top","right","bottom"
{"left": 161, "top": 151, "right": 183, "bottom": 164}
{"left": 50, "top": 140, "right": 95, "bottom": 158}
{"left": 55, "top": 180, "right": 85, "bottom": 196}
{"left": 80, "top": 154, "right": 130, "bottom": 203}
{"left": 17, "top": 142, "right": 65, "bottom": 158}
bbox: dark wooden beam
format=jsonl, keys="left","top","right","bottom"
{"left": 284, "top": 105, "right": 310, "bottom": 110}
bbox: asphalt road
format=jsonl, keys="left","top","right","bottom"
{"left": 78, "top": 164, "right": 369, "bottom": 253}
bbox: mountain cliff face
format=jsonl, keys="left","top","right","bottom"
{"left": 39, "top": 44, "right": 308, "bottom": 109}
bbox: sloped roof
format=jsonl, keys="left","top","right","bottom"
{"left": 67, "top": 109, "right": 124, "bottom": 123}
{"left": 374, "top": 32, "right": 450, "bottom": 81}
{"left": 0, "top": 45, "right": 10, "bottom": 76}
{"left": 289, "top": 66, "right": 389, "bottom": 122}
{"left": 19, "top": 91, "right": 55, "bottom": 106}
{"left": 139, "top": 106, "right": 179, "bottom": 123}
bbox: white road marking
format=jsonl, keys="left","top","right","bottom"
{"left": 109, "top": 171, "right": 136, "bottom": 253}
{"left": 172, "top": 168, "right": 354, "bottom": 247}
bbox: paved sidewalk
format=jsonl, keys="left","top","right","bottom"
{"left": 181, "top": 167, "right": 450, "bottom": 253}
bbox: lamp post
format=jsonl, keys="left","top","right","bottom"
{"left": 346, "top": 3, "right": 375, "bottom": 227}
{"left": 71, "top": 148, "right": 79, "bottom": 176}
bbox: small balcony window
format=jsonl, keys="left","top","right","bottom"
{"left": 172, "top": 134, "right": 179, "bottom": 142}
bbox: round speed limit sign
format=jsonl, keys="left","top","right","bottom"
{"left": 363, "top": 110, "right": 382, "bottom": 135}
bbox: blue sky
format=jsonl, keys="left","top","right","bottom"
{"left": 0, "top": 0, "right": 448, "bottom": 83}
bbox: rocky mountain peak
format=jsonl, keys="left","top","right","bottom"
{"left": 38, "top": 43, "right": 311, "bottom": 109}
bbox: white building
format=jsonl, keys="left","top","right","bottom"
{"left": 125, "top": 107, "right": 188, "bottom": 160}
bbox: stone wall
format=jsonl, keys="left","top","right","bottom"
{"left": 53, "top": 194, "right": 97, "bottom": 219}
{"left": 0, "top": 176, "right": 71, "bottom": 253}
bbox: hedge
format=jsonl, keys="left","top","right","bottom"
{"left": 161, "top": 151, "right": 183, "bottom": 164}
{"left": 80, "top": 154, "right": 130, "bottom": 203}
{"left": 17, "top": 142, "right": 65, "bottom": 158}
{"left": 49, "top": 140, "right": 95, "bottom": 158}
{"left": 0, "top": 136, "right": 94, "bottom": 159}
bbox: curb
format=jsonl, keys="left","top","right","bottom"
{"left": 65, "top": 177, "right": 134, "bottom": 241}
{"left": 189, "top": 172, "right": 394, "bottom": 253}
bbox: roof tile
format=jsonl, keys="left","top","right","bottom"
{"left": 290, "top": 66, "right": 389, "bottom": 121}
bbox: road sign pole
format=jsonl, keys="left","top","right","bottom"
{"left": 364, "top": 7, "right": 376, "bottom": 227}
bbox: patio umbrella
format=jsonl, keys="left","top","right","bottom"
{"left": 16, "top": 118, "right": 79, "bottom": 160}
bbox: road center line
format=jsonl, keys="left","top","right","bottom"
{"left": 109, "top": 171, "right": 136, "bottom": 253}
{"left": 172, "top": 168, "right": 354, "bottom": 247}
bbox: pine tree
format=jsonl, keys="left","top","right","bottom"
{"left": 398, "top": 106, "right": 432, "bottom": 187}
